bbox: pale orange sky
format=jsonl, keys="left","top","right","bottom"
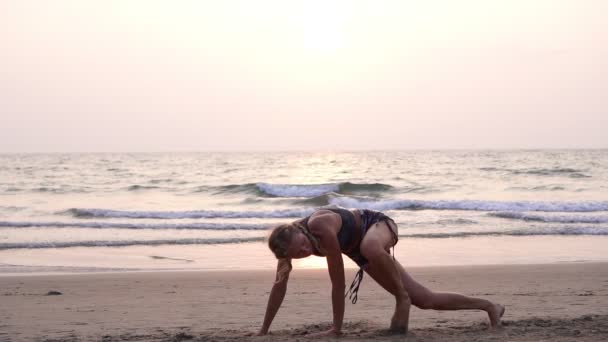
{"left": 1, "top": 0, "right": 607, "bottom": 152}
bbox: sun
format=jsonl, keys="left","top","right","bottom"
{"left": 293, "top": 2, "right": 349, "bottom": 55}
{"left": 300, "top": 17, "right": 345, "bottom": 54}
{"left": 302, "top": 26, "right": 344, "bottom": 54}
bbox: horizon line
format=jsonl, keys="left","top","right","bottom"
{"left": 1, "top": 147, "right": 607, "bottom": 154}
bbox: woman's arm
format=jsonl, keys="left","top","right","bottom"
{"left": 326, "top": 249, "right": 345, "bottom": 333}
{"left": 257, "top": 261, "right": 290, "bottom": 335}
{"left": 309, "top": 213, "right": 346, "bottom": 335}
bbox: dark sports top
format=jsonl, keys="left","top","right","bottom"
{"left": 301, "top": 207, "right": 360, "bottom": 255}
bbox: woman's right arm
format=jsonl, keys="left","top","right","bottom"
{"left": 257, "top": 261, "right": 290, "bottom": 335}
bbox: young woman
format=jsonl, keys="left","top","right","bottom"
{"left": 254, "top": 207, "right": 505, "bottom": 337}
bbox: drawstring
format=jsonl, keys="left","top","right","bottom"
{"left": 345, "top": 247, "right": 394, "bottom": 304}
{"left": 345, "top": 268, "right": 364, "bottom": 304}
{"left": 344, "top": 218, "right": 398, "bottom": 305}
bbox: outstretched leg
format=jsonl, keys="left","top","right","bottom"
{"left": 360, "top": 221, "right": 410, "bottom": 333}
{"left": 394, "top": 260, "right": 505, "bottom": 327}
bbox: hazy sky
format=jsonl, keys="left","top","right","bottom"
{"left": 1, "top": 0, "right": 607, "bottom": 152}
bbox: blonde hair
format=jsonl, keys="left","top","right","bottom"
{"left": 268, "top": 220, "right": 323, "bottom": 283}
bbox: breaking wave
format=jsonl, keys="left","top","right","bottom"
{"left": 329, "top": 197, "right": 608, "bottom": 212}
{"left": 64, "top": 207, "right": 315, "bottom": 219}
{"left": 399, "top": 226, "right": 608, "bottom": 238}
{"left": 0, "top": 221, "right": 271, "bottom": 230}
{"left": 200, "top": 182, "right": 393, "bottom": 198}
{"left": 488, "top": 212, "right": 608, "bottom": 223}
{"left": 0, "top": 237, "right": 265, "bottom": 250}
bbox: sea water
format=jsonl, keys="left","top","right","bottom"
{"left": 1, "top": 150, "right": 607, "bottom": 274}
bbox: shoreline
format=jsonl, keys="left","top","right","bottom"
{"left": 2, "top": 262, "right": 608, "bottom": 341}
{"left": 2, "top": 235, "right": 607, "bottom": 275}
{"left": 0, "top": 258, "right": 604, "bottom": 277}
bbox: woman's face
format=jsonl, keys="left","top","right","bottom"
{"left": 286, "top": 231, "right": 313, "bottom": 259}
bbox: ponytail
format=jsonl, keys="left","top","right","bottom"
{"left": 275, "top": 258, "right": 292, "bottom": 283}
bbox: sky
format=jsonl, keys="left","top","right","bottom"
{"left": 1, "top": 0, "right": 607, "bottom": 152}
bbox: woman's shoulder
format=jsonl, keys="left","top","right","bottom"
{"left": 309, "top": 208, "right": 338, "bottom": 221}
{"left": 311, "top": 205, "right": 348, "bottom": 216}
{"left": 306, "top": 209, "right": 342, "bottom": 234}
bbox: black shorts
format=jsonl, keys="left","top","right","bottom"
{"left": 345, "top": 209, "right": 398, "bottom": 267}
{"left": 343, "top": 209, "right": 398, "bottom": 304}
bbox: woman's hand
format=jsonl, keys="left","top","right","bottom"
{"left": 306, "top": 327, "right": 342, "bottom": 338}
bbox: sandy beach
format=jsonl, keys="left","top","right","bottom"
{"left": 3, "top": 0, "right": 607, "bottom": 340}
{"left": 1, "top": 262, "right": 607, "bottom": 341}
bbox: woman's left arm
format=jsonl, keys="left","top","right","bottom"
{"left": 326, "top": 247, "right": 345, "bottom": 334}
{"left": 309, "top": 214, "right": 346, "bottom": 336}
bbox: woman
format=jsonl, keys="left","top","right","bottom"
{"left": 254, "top": 207, "right": 505, "bottom": 337}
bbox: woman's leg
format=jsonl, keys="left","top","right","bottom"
{"left": 362, "top": 220, "right": 505, "bottom": 328}
{"left": 360, "top": 220, "right": 410, "bottom": 332}
{"left": 394, "top": 260, "right": 505, "bottom": 327}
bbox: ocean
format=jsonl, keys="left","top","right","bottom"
{"left": 1, "top": 150, "right": 607, "bottom": 274}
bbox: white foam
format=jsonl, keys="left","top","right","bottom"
{"left": 329, "top": 197, "right": 608, "bottom": 212}
{"left": 488, "top": 212, "right": 608, "bottom": 223}
{"left": 0, "top": 221, "right": 270, "bottom": 230}
{"left": 0, "top": 237, "right": 264, "bottom": 250}
{"left": 66, "top": 207, "right": 316, "bottom": 219}
{"left": 399, "top": 226, "right": 608, "bottom": 238}
{"left": 256, "top": 182, "right": 340, "bottom": 197}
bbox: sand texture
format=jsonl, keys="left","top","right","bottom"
{"left": 2, "top": 262, "right": 608, "bottom": 341}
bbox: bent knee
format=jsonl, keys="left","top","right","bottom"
{"left": 396, "top": 290, "right": 411, "bottom": 303}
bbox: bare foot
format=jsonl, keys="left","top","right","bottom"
{"left": 488, "top": 303, "right": 505, "bottom": 328}
{"left": 389, "top": 300, "right": 409, "bottom": 333}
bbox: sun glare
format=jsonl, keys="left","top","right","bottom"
{"left": 293, "top": 255, "right": 359, "bottom": 269}
{"left": 302, "top": 25, "right": 344, "bottom": 54}
{"left": 292, "top": 255, "right": 328, "bottom": 269}
{"left": 295, "top": 2, "right": 348, "bottom": 55}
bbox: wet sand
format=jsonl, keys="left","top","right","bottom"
{"left": 1, "top": 262, "right": 608, "bottom": 341}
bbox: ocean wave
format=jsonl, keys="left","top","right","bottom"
{"left": 33, "top": 186, "right": 89, "bottom": 194}
{"left": 294, "top": 193, "right": 337, "bottom": 206}
{"left": 479, "top": 167, "right": 590, "bottom": 178}
{"left": 488, "top": 212, "right": 608, "bottom": 223}
{"left": 198, "top": 182, "right": 394, "bottom": 198}
{"left": 63, "top": 207, "right": 315, "bottom": 219}
{"left": 294, "top": 193, "right": 377, "bottom": 206}
{"left": 148, "top": 178, "right": 175, "bottom": 184}
{"left": 256, "top": 182, "right": 340, "bottom": 197}
{"left": 400, "top": 226, "right": 608, "bottom": 238}
{"left": 2, "top": 227, "right": 606, "bottom": 250}
{"left": 339, "top": 182, "right": 394, "bottom": 194}
{"left": 0, "top": 237, "right": 265, "bottom": 250}
{"left": 1, "top": 186, "right": 93, "bottom": 194}
{"left": 506, "top": 185, "right": 566, "bottom": 192}
{"left": 62, "top": 197, "right": 608, "bottom": 221}
{"left": 434, "top": 218, "right": 478, "bottom": 225}
{"left": 126, "top": 185, "right": 162, "bottom": 191}
{"left": 0, "top": 206, "right": 28, "bottom": 212}
{"left": 329, "top": 197, "right": 608, "bottom": 212}
{"left": 0, "top": 221, "right": 271, "bottom": 230}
